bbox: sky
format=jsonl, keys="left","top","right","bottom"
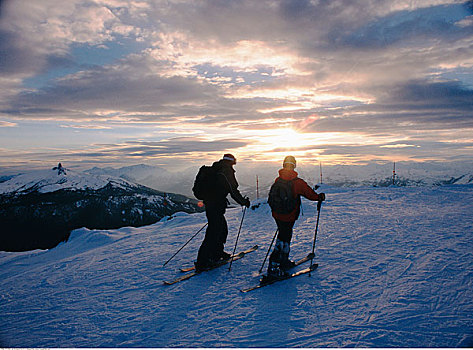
{"left": 0, "top": 0, "right": 473, "bottom": 172}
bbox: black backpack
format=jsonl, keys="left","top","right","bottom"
{"left": 268, "top": 178, "right": 297, "bottom": 214}
{"left": 192, "top": 165, "right": 218, "bottom": 200}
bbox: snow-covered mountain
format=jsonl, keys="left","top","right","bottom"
{"left": 0, "top": 184, "right": 472, "bottom": 347}
{"left": 0, "top": 166, "right": 202, "bottom": 251}
{"left": 86, "top": 164, "right": 196, "bottom": 197}
{"left": 86, "top": 164, "right": 174, "bottom": 184}
{"left": 0, "top": 165, "right": 136, "bottom": 195}
{"left": 310, "top": 162, "right": 473, "bottom": 188}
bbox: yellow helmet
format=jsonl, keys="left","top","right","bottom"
{"left": 283, "top": 155, "right": 296, "bottom": 168}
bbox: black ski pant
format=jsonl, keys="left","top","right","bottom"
{"left": 275, "top": 219, "right": 294, "bottom": 243}
{"left": 269, "top": 219, "right": 295, "bottom": 264}
{"left": 197, "top": 201, "right": 228, "bottom": 264}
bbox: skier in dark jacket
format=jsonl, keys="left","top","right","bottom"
{"left": 267, "top": 155, "right": 325, "bottom": 278}
{"left": 195, "top": 154, "right": 250, "bottom": 271}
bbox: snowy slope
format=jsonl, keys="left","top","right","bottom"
{"left": 1, "top": 185, "right": 472, "bottom": 347}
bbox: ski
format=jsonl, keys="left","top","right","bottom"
{"left": 240, "top": 263, "right": 319, "bottom": 293}
{"left": 179, "top": 245, "right": 259, "bottom": 273}
{"left": 163, "top": 245, "right": 258, "bottom": 285}
{"left": 255, "top": 251, "right": 314, "bottom": 276}
{"left": 288, "top": 252, "right": 315, "bottom": 270}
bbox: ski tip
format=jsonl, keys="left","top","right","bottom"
{"left": 251, "top": 271, "right": 261, "bottom": 278}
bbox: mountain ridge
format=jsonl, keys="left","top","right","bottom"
{"left": 81, "top": 162, "right": 473, "bottom": 199}
{"left": 0, "top": 166, "right": 203, "bottom": 252}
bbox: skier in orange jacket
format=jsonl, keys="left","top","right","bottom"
{"left": 267, "top": 155, "right": 325, "bottom": 278}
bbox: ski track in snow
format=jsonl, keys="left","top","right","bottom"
{"left": 1, "top": 185, "right": 472, "bottom": 347}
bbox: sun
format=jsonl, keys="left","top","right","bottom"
{"left": 261, "top": 128, "right": 311, "bottom": 150}
{"left": 242, "top": 127, "right": 358, "bottom": 164}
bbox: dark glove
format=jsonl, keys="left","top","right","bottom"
{"left": 318, "top": 192, "right": 326, "bottom": 201}
{"left": 243, "top": 197, "right": 250, "bottom": 208}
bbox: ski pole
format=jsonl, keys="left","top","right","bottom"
{"left": 259, "top": 228, "right": 278, "bottom": 273}
{"left": 228, "top": 206, "right": 247, "bottom": 272}
{"left": 163, "top": 222, "right": 208, "bottom": 267}
{"left": 310, "top": 200, "right": 322, "bottom": 276}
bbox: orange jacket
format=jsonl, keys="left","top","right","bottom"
{"left": 271, "top": 168, "right": 321, "bottom": 222}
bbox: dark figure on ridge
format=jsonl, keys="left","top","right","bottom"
{"left": 53, "top": 162, "right": 67, "bottom": 175}
{"left": 267, "top": 155, "right": 325, "bottom": 278}
{"left": 193, "top": 154, "right": 250, "bottom": 271}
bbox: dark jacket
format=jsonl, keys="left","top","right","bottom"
{"left": 207, "top": 159, "right": 246, "bottom": 206}
{"left": 271, "top": 168, "right": 322, "bottom": 222}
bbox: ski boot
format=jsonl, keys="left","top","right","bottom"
{"left": 218, "top": 251, "right": 232, "bottom": 261}
{"left": 262, "top": 259, "right": 290, "bottom": 283}
{"left": 194, "top": 258, "right": 217, "bottom": 272}
{"left": 280, "top": 258, "right": 296, "bottom": 270}
{"left": 279, "top": 250, "right": 295, "bottom": 270}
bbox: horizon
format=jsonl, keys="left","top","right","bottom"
{"left": 1, "top": 1, "right": 473, "bottom": 171}
{"left": 1, "top": 158, "right": 472, "bottom": 172}
{"left": 2, "top": 160, "right": 472, "bottom": 186}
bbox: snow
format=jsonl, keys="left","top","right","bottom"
{"left": 0, "top": 168, "right": 133, "bottom": 194}
{"left": 1, "top": 185, "right": 472, "bottom": 347}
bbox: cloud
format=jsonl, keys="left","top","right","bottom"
{"left": 0, "top": 135, "right": 254, "bottom": 172}
{"left": 110, "top": 137, "right": 252, "bottom": 156}
{"left": 298, "top": 79, "right": 473, "bottom": 135}
{"left": 60, "top": 124, "right": 111, "bottom": 130}
{"left": 330, "top": 4, "right": 473, "bottom": 49}
{"left": 4, "top": 137, "right": 253, "bottom": 170}
{"left": 3, "top": 55, "right": 221, "bottom": 118}
{"left": 0, "top": 0, "right": 150, "bottom": 78}
{"left": 385, "top": 79, "right": 473, "bottom": 108}
{"left": 3, "top": 1, "right": 472, "bottom": 118}
{"left": 0, "top": 120, "right": 17, "bottom": 127}
{"left": 0, "top": 29, "right": 35, "bottom": 76}
{"left": 68, "top": 137, "right": 251, "bottom": 158}
{"left": 315, "top": 139, "right": 473, "bottom": 162}
{"left": 1, "top": 0, "right": 473, "bottom": 168}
